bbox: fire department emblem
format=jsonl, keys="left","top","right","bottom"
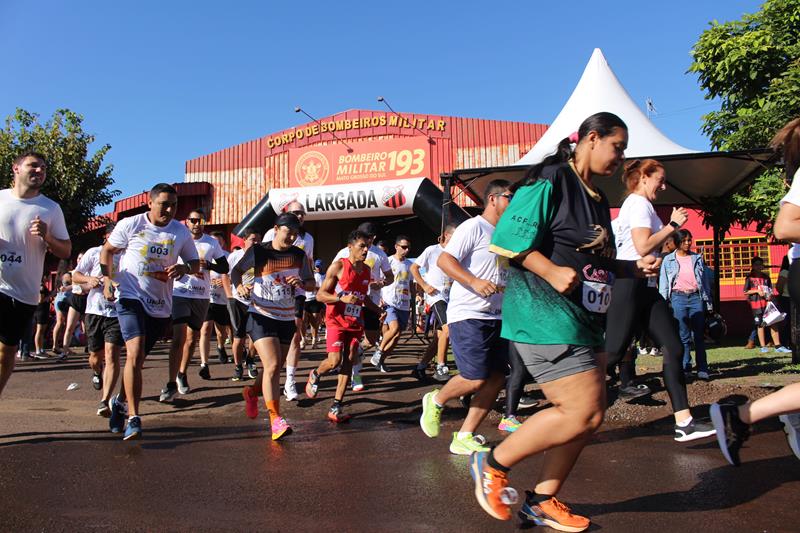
{"left": 382, "top": 185, "right": 406, "bottom": 209}
{"left": 294, "top": 151, "right": 329, "bottom": 187}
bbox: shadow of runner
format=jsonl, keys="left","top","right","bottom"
{"left": 575, "top": 456, "right": 799, "bottom": 517}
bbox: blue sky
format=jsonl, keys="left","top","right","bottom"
{"left": 1, "top": 1, "right": 762, "bottom": 211}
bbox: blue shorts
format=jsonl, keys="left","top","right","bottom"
{"left": 384, "top": 306, "right": 410, "bottom": 331}
{"left": 115, "top": 298, "right": 169, "bottom": 356}
{"left": 448, "top": 319, "right": 509, "bottom": 380}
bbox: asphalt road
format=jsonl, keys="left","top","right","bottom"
{"left": 1, "top": 339, "right": 798, "bottom": 532}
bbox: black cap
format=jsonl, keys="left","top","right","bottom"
{"left": 356, "top": 221, "right": 379, "bottom": 237}
{"left": 274, "top": 212, "right": 301, "bottom": 231}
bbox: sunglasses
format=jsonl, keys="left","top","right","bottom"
{"left": 494, "top": 193, "right": 514, "bottom": 201}
{"left": 289, "top": 210, "right": 305, "bottom": 216}
{"left": 187, "top": 218, "right": 204, "bottom": 224}
{"left": 397, "top": 244, "right": 409, "bottom": 249}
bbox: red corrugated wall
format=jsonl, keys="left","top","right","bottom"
{"left": 184, "top": 109, "right": 547, "bottom": 225}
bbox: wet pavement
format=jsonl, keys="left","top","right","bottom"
{"left": 2, "top": 339, "right": 799, "bottom": 532}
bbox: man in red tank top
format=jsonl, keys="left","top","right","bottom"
{"left": 305, "top": 230, "right": 385, "bottom": 422}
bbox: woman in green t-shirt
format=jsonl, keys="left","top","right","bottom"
{"left": 469, "top": 112, "right": 656, "bottom": 530}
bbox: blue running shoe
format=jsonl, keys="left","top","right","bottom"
{"left": 109, "top": 394, "right": 126, "bottom": 434}
{"left": 124, "top": 416, "right": 142, "bottom": 440}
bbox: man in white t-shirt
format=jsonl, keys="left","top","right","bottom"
{"left": 263, "top": 201, "right": 314, "bottom": 402}
{"left": 72, "top": 226, "right": 124, "bottom": 419}
{"left": 101, "top": 183, "right": 199, "bottom": 440}
{"left": 410, "top": 224, "right": 456, "bottom": 382}
{"left": 0, "top": 152, "right": 71, "bottom": 397}
{"left": 371, "top": 235, "right": 414, "bottom": 371}
{"left": 419, "top": 179, "right": 512, "bottom": 455}
{"left": 332, "top": 221, "right": 394, "bottom": 392}
{"left": 160, "top": 209, "right": 229, "bottom": 402}
{"left": 226, "top": 228, "right": 262, "bottom": 382}
{"left": 776, "top": 167, "right": 800, "bottom": 264}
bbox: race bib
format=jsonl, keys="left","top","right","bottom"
{"left": 0, "top": 250, "right": 24, "bottom": 266}
{"left": 263, "top": 269, "right": 298, "bottom": 304}
{"left": 344, "top": 303, "right": 362, "bottom": 318}
{"left": 582, "top": 281, "right": 612, "bottom": 313}
{"left": 145, "top": 242, "right": 173, "bottom": 261}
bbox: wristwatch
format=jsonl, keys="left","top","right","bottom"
{"left": 669, "top": 221, "right": 680, "bottom": 229}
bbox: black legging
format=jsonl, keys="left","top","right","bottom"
{"left": 604, "top": 277, "right": 689, "bottom": 412}
{"left": 505, "top": 344, "right": 530, "bottom": 417}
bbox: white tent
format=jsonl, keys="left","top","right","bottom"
{"left": 517, "top": 48, "right": 695, "bottom": 164}
{"left": 449, "top": 48, "right": 774, "bottom": 208}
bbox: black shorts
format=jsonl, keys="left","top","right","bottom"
{"left": 85, "top": 313, "right": 124, "bottom": 352}
{"left": 55, "top": 298, "right": 69, "bottom": 314}
{"left": 172, "top": 296, "right": 209, "bottom": 331}
{"left": 0, "top": 291, "right": 37, "bottom": 346}
{"left": 363, "top": 306, "right": 381, "bottom": 331}
{"left": 431, "top": 300, "right": 448, "bottom": 329}
{"left": 67, "top": 292, "right": 88, "bottom": 314}
{"left": 294, "top": 295, "right": 306, "bottom": 319}
{"left": 247, "top": 313, "right": 296, "bottom": 345}
{"left": 227, "top": 299, "right": 250, "bottom": 339}
{"left": 35, "top": 302, "right": 51, "bottom": 325}
{"left": 206, "top": 302, "right": 231, "bottom": 326}
{"left": 304, "top": 299, "right": 324, "bottom": 314}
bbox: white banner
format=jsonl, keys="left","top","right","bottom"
{"left": 268, "top": 178, "right": 426, "bottom": 221}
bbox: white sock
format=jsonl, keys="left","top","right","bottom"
{"left": 677, "top": 416, "right": 693, "bottom": 427}
{"left": 287, "top": 366, "right": 296, "bottom": 381}
{"left": 457, "top": 431, "right": 472, "bottom": 440}
{"left": 433, "top": 395, "right": 444, "bottom": 408}
{"left": 128, "top": 415, "right": 138, "bottom": 421}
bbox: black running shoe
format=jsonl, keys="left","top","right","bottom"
{"left": 710, "top": 402, "right": 751, "bottom": 466}
{"left": 411, "top": 367, "right": 428, "bottom": 382}
{"left": 198, "top": 364, "right": 211, "bottom": 380}
{"left": 618, "top": 384, "right": 651, "bottom": 401}
{"left": 217, "top": 346, "right": 228, "bottom": 364}
{"left": 159, "top": 383, "right": 178, "bottom": 402}
{"left": 176, "top": 372, "right": 190, "bottom": 394}
{"left": 246, "top": 357, "right": 258, "bottom": 379}
{"left": 91, "top": 372, "right": 102, "bottom": 391}
{"left": 232, "top": 364, "right": 244, "bottom": 382}
{"left": 674, "top": 418, "right": 716, "bottom": 442}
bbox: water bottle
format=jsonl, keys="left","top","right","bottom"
{"left": 499, "top": 487, "right": 519, "bottom": 505}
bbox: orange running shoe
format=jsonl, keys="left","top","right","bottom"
{"left": 469, "top": 451, "right": 517, "bottom": 521}
{"left": 242, "top": 386, "right": 259, "bottom": 419}
{"left": 520, "top": 492, "right": 590, "bottom": 532}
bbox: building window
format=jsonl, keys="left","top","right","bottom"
{"left": 695, "top": 237, "right": 771, "bottom": 284}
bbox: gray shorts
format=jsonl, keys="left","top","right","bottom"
{"left": 512, "top": 342, "right": 597, "bottom": 383}
{"left": 172, "top": 296, "right": 210, "bottom": 331}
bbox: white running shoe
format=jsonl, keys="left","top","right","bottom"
{"left": 284, "top": 380, "right": 299, "bottom": 401}
{"left": 778, "top": 413, "right": 800, "bottom": 461}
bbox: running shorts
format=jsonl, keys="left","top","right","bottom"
{"left": 247, "top": 313, "right": 296, "bottom": 345}
{"left": 0, "top": 291, "right": 36, "bottom": 346}
{"left": 85, "top": 313, "right": 124, "bottom": 352}
{"left": 448, "top": 319, "right": 508, "bottom": 380}
{"left": 172, "top": 296, "right": 209, "bottom": 331}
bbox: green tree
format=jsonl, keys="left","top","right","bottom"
{"left": 0, "top": 108, "right": 119, "bottom": 239}
{"left": 689, "top": 0, "right": 800, "bottom": 234}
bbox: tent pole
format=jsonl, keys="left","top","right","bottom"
{"left": 440, "top": 173, "right": 452, "bottom": 236}
{"left": 712, "top": 225, "right": 722, "bottom": 313}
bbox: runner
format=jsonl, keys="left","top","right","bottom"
{"left": 160, "top": 209, "right": 228, "bottom": 401}
{"left": 60, "top": 251, "right": 89, "bottom": 361}
{"left": 33, "top": 281, "right": 52, "bottom": 358}
{"left": 235, "top": 213, "right": 314, "bottom": 440}
{"left": 605, "top": 158, "right": 717, "bottom": 442}
{"left": 204, "top": 230, "right": 231, "bottom": 366}
{"left": 466, "top": 113, "right": 656, "bottom": 528}
{"left": 52, "top": 272, "right": 72, "bottom": 355}
{"left": 301, "top": 259, "right": 325, "bottom": 349}
{"left": 304, "top": 229, "right": 384, "bottom": 422}
{"left": 419, "top": 178, "right": 512, "bottom": 457}
{"left": 372, "top": 235, "right": 414, "bottom": 371}
{"left": 225, "top": 228, "right": 262, "bottom": 381}
{"left": 410, "top": 225, "right": 456, "bottom": 382}
{"left": 72, "top": 226, "right": 124, "bottom": 416}
{"left": 263, "top": 200, "right": 313, "bottom": 401}
{"left": 0, "top": 152, "right": 71, "bottom": 397}
{"left": 333, "top": 222, "right": 393, "bottom": 390}
{"left": 101, "top": 183, "right": 199, "bottom": 439}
